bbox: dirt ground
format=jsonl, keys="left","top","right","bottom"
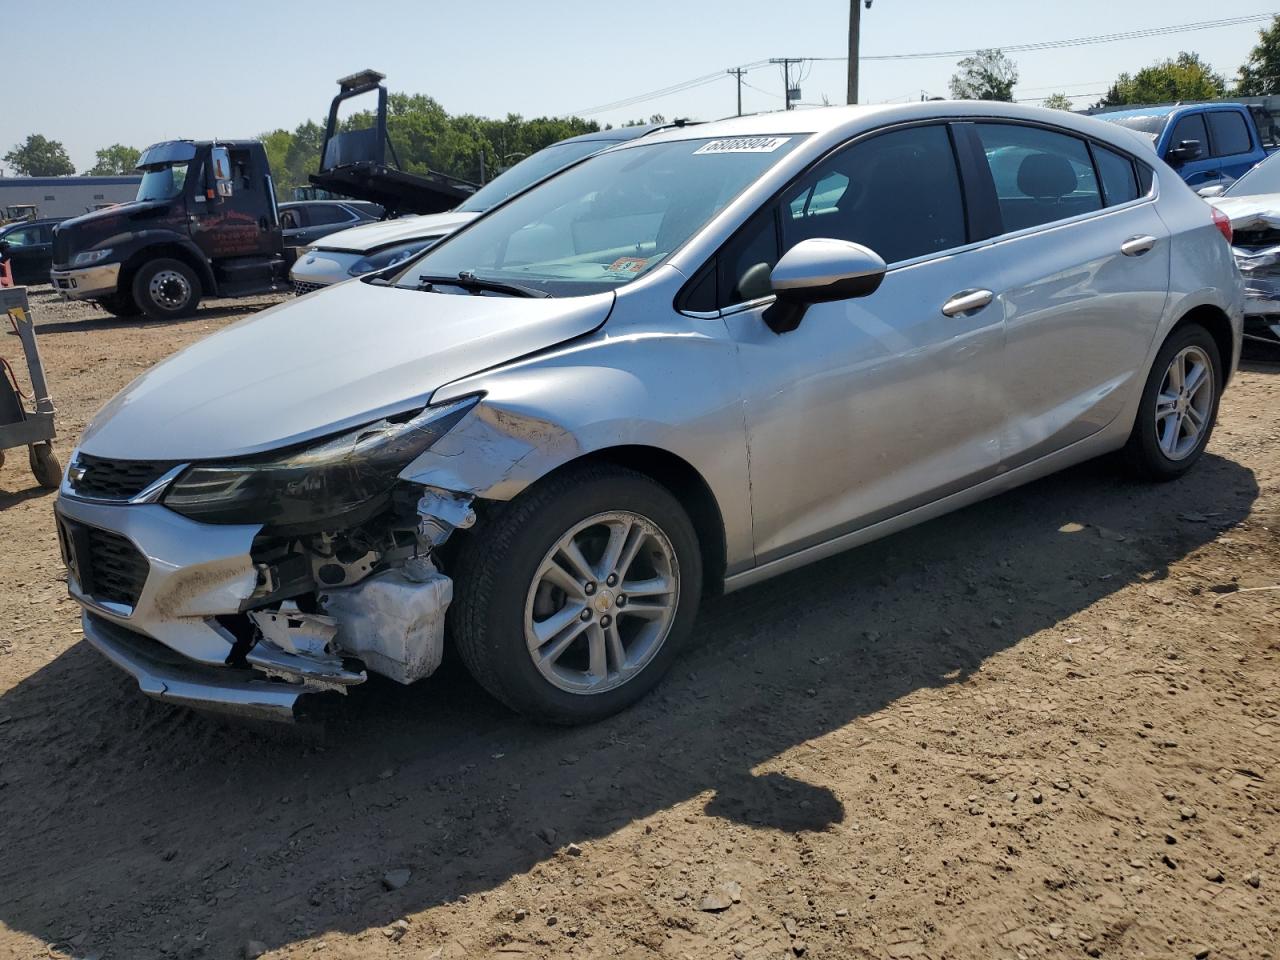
{"left": 0, "top": 287, "right": 1277, "bottom": 960}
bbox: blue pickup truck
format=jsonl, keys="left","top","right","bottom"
{"left": 1097, "top": 103, "right": 1270, "bottom": 188}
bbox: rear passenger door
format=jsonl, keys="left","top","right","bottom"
{"left": 1205, "top": 109, "right": 1260, "bottom": 182}
{"left": 719, "top": 123, "right": 1008, "bottom": 563}
{"left": 964, "top": 122, "right": 1170, "bottom": 470}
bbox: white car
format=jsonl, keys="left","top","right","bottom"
{"left": 289, "top": 126, "right": 665, "bottom": 293}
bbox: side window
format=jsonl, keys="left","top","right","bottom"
{"left": 974, "top": 124, "right": 1102, "bottom": 232}
{"left": 307, "top": 204, "right": 354, "bottom": 226}
{"left": 1136, "top": 162, "right": 1154, "bottom": 195}
{"left": 780, "top": 124, "right": 966, "bottom": 265}
{"left": 1168, "top": 114, "right": 1208, "bottom": 159}
{"left": 1207, "top": 112, "right": 1252, "bottom": 158}
{"left": 1093, "top": 145, "right": 1139, "bottom": 206}
{"left": 3, "top": 227, "right": 37, "bottom": 246}
{"left": 279, "top": 208, "right": 304, "bottom": 230}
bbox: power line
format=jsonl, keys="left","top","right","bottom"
{"left": 802, "top": 14, "right": 1276, "bottom": 62}
{"left": 566, "top": 13, "right": 1274, "bottom": 118}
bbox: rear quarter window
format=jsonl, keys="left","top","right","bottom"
{"left": 1093, "top": 145, "right": 1140, "bottom": 205}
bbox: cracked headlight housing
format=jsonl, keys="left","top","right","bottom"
{"left": 348, "top": 238, "right": 440, "bottom": 277}
{"left": 163, "top": 396, "right": 480, "bottom": 532}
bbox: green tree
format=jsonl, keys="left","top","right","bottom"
{"left": 1042, "top": 92, "right": 1073, "bottom": 111}
{"left": 949, "top": 49, "right": 1019, "bottom": 101}
{"left": 86, "top": 143, "right": 140, "bottom": 175}
{"left": 1238, "top": 15, "right": 1280, "bottom": 95}
{"left": 3, "top": 134, "right": 75, "bottom": 176}
{"left": 1096, "top": 52, "right": 1226, "bottom": 107}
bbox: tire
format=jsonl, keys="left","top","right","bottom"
{"left": 131, "top": 258, "right": 201, "bottom": 321}
{"left": 29, "top": 442, "right": 62, "bottom": 489}
{"left": 450, "top": 464, "right": 703, "bottom": 724}
{"left": 96, "top": 291, "right": 141, "bottom": 318}
{"left": 1124, "top": 323, "right": 1222, "bottom": 481}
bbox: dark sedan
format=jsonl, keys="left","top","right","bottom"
{"left": 277, "top": 200, "right": 383, "bottom": 247}
{"left": 0, "top": 218, "right": 61, "bottom": 285}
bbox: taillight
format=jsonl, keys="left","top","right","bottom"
{"left": 1212, "top": 206, "right": 1233, "bottom": 245}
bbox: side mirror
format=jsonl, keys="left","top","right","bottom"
{"left": 0, "top": 241, "right": 8, "bottom": 259}
{"left": 1197, "top": 183, "right": 1226, "bottom": 199}
{"left": 1167, "top": 139, "right": 1203, "bottom": 165}
{"left": 764, "top": 238, "right": 887, "bottom": 334}
{"left": 209, "top": 145, "right": 234, "bottom": 199}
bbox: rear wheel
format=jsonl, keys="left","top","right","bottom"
{"left": 132, "top": 258, "right": 201, "bottom": 320}
{"left": 450, "top": 464, "right": 702, "bottom": 724}
{"left": 1125, "top": 323, "right": 1221, "bottom": 481}
{"left": 96, "top": 291, "right": 141, "bottom": 318}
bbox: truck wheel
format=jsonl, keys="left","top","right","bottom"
{"left": 29, "top": 442, "right": 62, "bottom": 489}
{"left": 96, "top": 292, "right": 141, "bottom": 318}
{"left": 1124, "top": 323, "right": 1222, "bottom": 481}
{"left": 450, "top": 464, "right": 702, "bottom": 725}
{"left": 132, "top": 259, "right": 201, "bottom": 320}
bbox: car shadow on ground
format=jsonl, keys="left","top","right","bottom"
{"left": 0, "top": 452, "right": 1259, "bottom": 958}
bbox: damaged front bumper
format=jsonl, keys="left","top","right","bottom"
{"left": 54, "top": 479, "right": 462, "bottom": 723}
{"left": 82, "top": 611, "right": 327, "bottom": 722}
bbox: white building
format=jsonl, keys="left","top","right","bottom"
{"left": 0, "top": 176, "right": 141, "bottom": 219}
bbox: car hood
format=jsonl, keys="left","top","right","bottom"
{"left": 1208, "top": 193, "right": 1280, "bottom": 233}
{"left": 311, "top": 211, "right": 480, "bottom": 253}
{"left": 79, "top": 281, "right": 614, "bottom": 460}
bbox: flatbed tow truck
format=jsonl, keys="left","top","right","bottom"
{"left": 50, "top": 71, "right": 476, "bottom": 320}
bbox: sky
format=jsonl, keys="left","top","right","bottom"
{"left": 2, "top": 1, "right": 1275, "bottom": 172}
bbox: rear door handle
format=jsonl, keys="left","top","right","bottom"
{"left": 1121, "top": 235, "right": 1157, "bottom": 257}
{"left": 941, "top": 288, "right": 994, "bottom": 317}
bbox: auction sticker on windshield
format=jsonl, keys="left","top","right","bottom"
{"left": 693, "top": 136, "right": 792, "bottom": 155}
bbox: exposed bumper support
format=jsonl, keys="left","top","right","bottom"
{"left": 83, "top": 612, "right": 321, "bottom": 723}
{"left": 50, "top": 262, "right": 121, "bottom": 301}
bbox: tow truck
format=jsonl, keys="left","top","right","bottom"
{"left": 50, "top": 70, "right": 476, "bottom": 320}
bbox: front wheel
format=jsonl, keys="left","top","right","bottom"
{"left": 1125, "top": 323, "right": 1222, "bottom": 481}
{"left": 450, "top": 464, "right": 703, "bottom": 724}
{"left": 132, "top": 258, "right": 201, "bottom": 321}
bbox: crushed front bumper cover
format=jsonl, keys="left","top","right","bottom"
{"left": 83, "top": 612, "right": 338, "bottom": 721}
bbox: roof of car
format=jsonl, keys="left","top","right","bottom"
{"left": 556, "top": 123, "right": 667, "bottom": 145}
{"left": 2, "top": 217, "right": 63, "bottom": 230}
{"left": 625, "top": 100, "right": 1160, "bottom": 159}
{"left": 1099, "top": 103, "right": 1246, "bottom": 121}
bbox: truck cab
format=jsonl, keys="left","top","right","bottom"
{"left": 50, "top": 140, "right": 287, "bottom": 319}
{"left": 1099, "top": 103, "right": 1270, "bottom": 188}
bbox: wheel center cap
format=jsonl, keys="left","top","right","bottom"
{"left": 594, "top": 591, "right": 615, "bottom": 613}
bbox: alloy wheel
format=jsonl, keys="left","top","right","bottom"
{"left": 523, "top": 511, "right": 679, "bottom": 695}
{"left": 1154, "top": 345, "right": 1214, "bottom": 461}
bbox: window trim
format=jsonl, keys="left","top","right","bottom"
{"left": 675, "top": 115, "right": 1161, "bottom": 319}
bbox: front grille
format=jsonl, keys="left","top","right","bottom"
{"left": 70, "top": 454, "right": 178, "bottom": 501}
{"left": 59, "top": 519, "right": 150, "bottom": 609}
{"left": 51, "top": 226, "right": 71, "bottom": 267}
{"left": 292, "top": 280, "right": 326, "bottom": 296}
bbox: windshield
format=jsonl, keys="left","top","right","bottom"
{"left": 1224, "top": 152, "right": 1280, "bottom": 197}
{"left": 399, "top": 135, "right": 805, "bottom": 297}
{"left": 1103, "top": 113, "right": 1168, "bottom": 144}
{"left": 457, "top": 139, "right": 619, "bottom": 213}
{"left": 136, "top": 162, "right": 190, "bottom": 201}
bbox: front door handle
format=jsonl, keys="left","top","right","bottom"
{"left": 1121, "top": 235, "right": 1157, "bottom": 257}
{"left": 941, "top": 288, "right": 994, "bottom": 317}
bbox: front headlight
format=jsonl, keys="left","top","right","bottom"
{"left": 72, "top": 249, "right": 113, "bottom": 267}
{"left": 348, "top": 238, "right": 439, "bottom": 277}
{"left": 163, "top": 395, "right": 480, "bottom": 531}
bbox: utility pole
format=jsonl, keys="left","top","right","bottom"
{"left": 848, "top": 0, "right": 873, "bottom": 105}
{"left": 727, "top": 66, "right": 745, "bottom": 116}
{"left": 770, "top": 58, "right": 804, "bottom": 110}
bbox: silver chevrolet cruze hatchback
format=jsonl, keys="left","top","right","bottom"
{"left": 55, "top": 102, "right": 1243, "bottom": 725}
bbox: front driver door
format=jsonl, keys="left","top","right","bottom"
{"left": 719, "top": 123, "right": 1007, "bottom": 564}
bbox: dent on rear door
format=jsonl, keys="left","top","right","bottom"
{"left": 994, "top": 203, "right": 1171, "bottom": 470}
